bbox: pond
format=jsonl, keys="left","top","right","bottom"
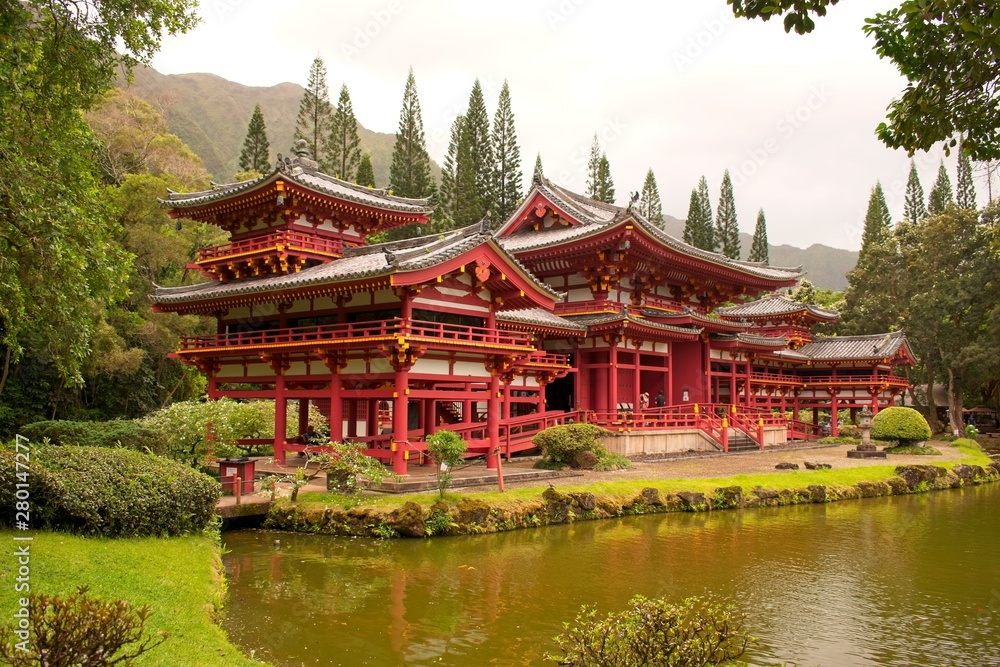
{"left": 221, "top": 484, "right": 1000, "bottom": 666}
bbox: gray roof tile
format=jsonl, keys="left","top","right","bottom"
{"left": 717, "top": 295, "right": 839, "bottom": 320}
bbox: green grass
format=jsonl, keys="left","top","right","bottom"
{"left": 295, "top": 439, "right": 997, "bottom": 514}
{"left": 884, "top": 445, "right": 942, "bottom": 456}
{"left": 0, "top": 531, "right": 267, "bottom": 667}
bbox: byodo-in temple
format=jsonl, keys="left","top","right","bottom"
{"left": 151, "top": 147, "right": 915, "bottom": 474}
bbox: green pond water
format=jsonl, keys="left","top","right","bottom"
{"left": 221, "top": 484, "right": 1000, "bottom": 666}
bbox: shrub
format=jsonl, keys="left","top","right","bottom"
{"left": 533, "top": 424, "right": 611, "bottom": 466}
{"left": 965, "top": 424, "right": 980, "bottom": 439}
{"left": 0, "top": 586, "right": 167, "bottom": 666}
{"left": 870, "top": 407, "right": 932, "bottom": 444}
{"left": 0, "top": 445, "right": 220, "bottom": 537}
{"left": 594, "top": 452, "right": 631, "bottom": 471}
{"left": 545, "top": 594, "right": 753, "bottom": 666}
{"left": 838, "top": 423, "right": 859, "bottom": 438}
{"left": 425, "top": 430, "right": 468, "bottom": 498}
{"left": 19, "top": 419, "right": 168, "bottom": 455}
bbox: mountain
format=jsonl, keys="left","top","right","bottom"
{"left": 122, "top": 65, "right": 440, "bottom": 189}
{"left": 659, "top": 215, "right": 855, "bottom": 291}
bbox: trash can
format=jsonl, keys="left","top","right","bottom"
{"left": 219, "top": 457, "right": 256, "bottom": 496}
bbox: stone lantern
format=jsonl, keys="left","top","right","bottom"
{"left": 847, "top": 405, "right": 885, "bottom": 458}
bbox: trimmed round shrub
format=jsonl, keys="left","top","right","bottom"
{"left": 533, "top": 424, "right": 610, "bottom": 465}
{"left": 19, "top": 419, "right": 168, "bottom": 455}
{"left": 871, "top": 407, "right": 932, "bottom": 444}
{"left": 0, "top": 445, "right": 220, "bottom": 537}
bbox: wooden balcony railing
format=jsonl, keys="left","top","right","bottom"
{"left": 554, "top": 299, "right": 620, "bottom": 316}
{"left": 178, "top": 318, "right": 534, "bottom": 352}
{"left": 197, "top": 230, "right": 348, "bottom": 262}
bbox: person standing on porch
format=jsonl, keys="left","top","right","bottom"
{"left": 655, "top": 390, "right": 665, "bottom": 408}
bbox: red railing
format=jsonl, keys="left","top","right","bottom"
{"left": 178, "top": 318, "right": 534, "bottom": 352}
{"left": 515, "top": 351, "right": 570, "bottom": 367}
{"left": 197, "top": 230, "right": 348, "bottom": 262}
{"left": 554, "top": 299, "right": 620, "bottom": 315}
{"left": 799, "top": 373, "right": 909, "bottom": 386}
{"left": 787, "top": 419, "right": 825, "bottom": 441}
{"left": 642, "top": 295, "right": 706, "bottom": 314}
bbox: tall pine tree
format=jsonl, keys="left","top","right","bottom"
{"left": 956, "top": 149, "right": 976, "bottom": 209}
{"left": 748, "top": 209, "right": 769, "bottom": 263}
{"left": 464, "top": 79, "right": 493, "bottom": 219}
{"left": 452, "top": 117, "right": 482, "bottom": 227}
{"left": 859, "top": 182, "right": 892, "bottom": 254}
{"left": 902, "top": 159, "right": 928, "bottom": 225}
{"left": 293, "top": 56, "right": 333, "bottom": 165}
{"left": 437, "top": 115, "right": 465, "bottom": 228}
{"left": 389, "top": 68, "right": 434, "bottom": 198}
{"left": 534, "top": 153, "right": 543, "bottom": 178}
{"left": 927, "top": 159, "right": 954, "bottom": 215}
{"left": 356, "top": 152, "right": 375, "bottom": 187}
{"left": 696, "top": 176, "right": 716, "bottom": 252}
{"left": 585, "top": 134, "right": 601, "bottom": 199}
{"left": 329, "top": 84, "right": 361, "bottom": 180}
{"left": 638, "top": 169, "right": 663, "bottom": 226}
{"left": 715, "top": 170, "right": 740, "bottom": 259}
{"left": 595, "top": 154, "right": 615, "bottom": 204}
{"left": 683, "top": 189, "right": 701, "bottom": 246}
{"left": 490, "top": 80, "right": 522, "bottom": 224}
{"left": 238, "top": 104, "right": 271, "bottom": 175}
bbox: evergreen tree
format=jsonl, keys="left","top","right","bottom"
{"left": 748, "top": 208, "right": 769, "bottom": 263}
{"left": 490, "top": 80, "right": 522, "bottom": 223}
{"left": 638, "top": 168, "right": 663, "bottom": 226}
{"left": 438, "top": 115, "right": 465, "bottom": 225}
{"left": 464, "top": 79, "right": 493, "bottom": 219}
{"left": 453, "top": 117, "right": 482, "bottom": 227}
{"left": 696, "top": 175, "right": 716, "bottom": 252}
{"left": 238, "top": 104, "right": 271, "bottom": 175}
{"left": 715, "top": 170, "right": 740, "bottom": 259}
{"left": 534, "top": 153, "right": 543, "bottom": 178}
{"left": 585, "top": 134, "right": 601, "bottom": 199}
{"left": 956, "top": 149, "right": 976, "bottom": 209}
{"left": 859, "top": 182, "right": 893, "bottom": 254}
{"left": 595, "top": 154, "right": 615, "bottom": 204}
{"left": 927, "top": 159, "right": 954, "bottom": 215}
{"left": 293, "top": 56, "right": 333, "bottom": 165}
{"left": 683, "top": 189, "right": 701, "bottom": 246}
{"left": 389, "top": 68, "right": 434, "bottom": 198}
{"left": 328, "top": 84, "right": 361, "bottom": 180}
{"left": 902, "top": 159, "right": 928, "bottom": 225}
{"left": 355, "top": 152, "right": 375, "bottom": 187}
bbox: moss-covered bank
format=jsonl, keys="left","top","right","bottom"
{"left": 265, "top": 458, "right": 1000, "bottom": 539}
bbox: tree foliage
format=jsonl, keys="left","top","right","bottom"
{"left": 293, "top": 56, "right": 333, "bottom": 165}
{"left": 238, "top": 103, "right": 271, "bottom": 175}
{"left": 356, "top": 152, "right": 376, "bottom": 187}
{"left": 728, "top": 1, "right": 1000, "bottom": 160}
{"left": 329, "top": 84, "right": 361, "bottom": 180}
{"left": 841, "top": 182, "right": 900, "bottom": 336}
{"left": 595, "top": 154, "right": 615, "bottom": 204}
{"left": 638, "top": 168, "right": 664, "bottom": 227}
{"left": 748, "top": 208, "right": 769, "bottom": 263}
{"left": 490, "top": 80, "right": 523, "bottom": 224}
{"left": 585, "top": 135, "right": 601, "bottom": 199}
{"left": 389, "top": 68, "right": 434, "bottom": 199}
{"left": 425, "top": 430, "right": 468, "bottom": 498}
{"left": 927, "top": 160, "right": 954, "bottom": 215}
{"left": 546, "top": 595, "right": 753, "bottom": 667}
{"left": 464, "top": 79, "right": 493, "bottom": 218}
{"left": 903, "top": 159, "right": 928, "bottom": 226}
{"left": 715, "top": 170, "right": 740, "bottom": 259}
{"left": 956, "top": 149, "right": 977, "bottom": 209}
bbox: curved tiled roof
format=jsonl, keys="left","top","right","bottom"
{"left": 151, "top": 222, "right": 562, "bottom": 306}
{"left": 497, "top": 308, "right": 588, "bottom": 331}
{"left": 498, "top": 177, "right": 802, "bottom": 283}
{"left": 162, "top": 158, "right": 432, "bottom": 214}
{"left": 568, "top": 311, "right": 704, "bottom": 337}
{"left": 714, "top": 333, "right": 789, "bottom": 348}
{"left": 717, "top": 295, "right": 839, "bottom": 321}
{"left": 797, "top": 331, "right": 909, "bottom": 361}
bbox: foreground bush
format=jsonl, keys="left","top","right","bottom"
{"left": 533, "top": 424, "right": 628, "bottom": 470}
{"left": 19, "top": 419, "right": 168, "bottom": 455}
{"left": 0, "top": 445, "right": 219, "bottom": 537}
{"left": 871, "top": 407, "right": 932, "bottom": 444}
{"left": 546, "top": 594, "right": 753, "bottom": 666}
{"left": 0, "top": 586, "right": 167, "bottom": 666}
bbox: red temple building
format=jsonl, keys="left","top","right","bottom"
{"left": 152, "top": 151, "right": 914, "bottom": 473}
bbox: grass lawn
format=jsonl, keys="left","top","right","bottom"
{"left": 0, "top": 531, "right": 267, "bottom": 667}
{"left": 296, "top": 439, "right": 995, "bottom": 513}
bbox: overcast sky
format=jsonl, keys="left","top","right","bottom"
{"left": 150, "top": 0, "right": 992, "bottom": 251}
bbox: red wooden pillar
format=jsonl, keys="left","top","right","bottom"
{"left": 633, "top": 344, "right": 642, "bottom": 412}
{"left": 536, "top": 381, "right": 545, "bottom": 415}
{"left": 207, "top": 375, "right": 219, "bottom": 401}
{"left": 424, "top": 398, "right": 436, "bottom": 437}
{"left": 745, "top": 356, "right": 753, "bottom": 408}
{"left": 503, "top": 383, "right": 512, "bottom": 419}
{"left": 274, "top": 374, "right": 287, "bottom": 465}
{"left": 830, "top": 393, "right": 840, "bottom": 437}
{"left": 730, "top": 357, "right": 737, "bottom": 407}
{"left": 487, "top": 373, "right": 500, "bottom": 469}
{"left": 329, "top": 376, "right": 343, "bottom": 442}
{"left": 298, "top": 398, "right": 310, "bottom": 436}
{"left": 665, "top": 346, "right": 674, "bottom": 406}
{"left": 392, "top": 367, "right": 409, "bottom": 475}
{"left": 593, "top": 364, "right": 608, "bottom": 413}
{"left": 609, "top": 342, "right": 619, "bottom": 414}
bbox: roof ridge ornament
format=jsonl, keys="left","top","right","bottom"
{"left": 382, "top": 247, "right": 398, "bottom": 268}
{"left": 479, "top": 210, "right": 492, "bottom": 235}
